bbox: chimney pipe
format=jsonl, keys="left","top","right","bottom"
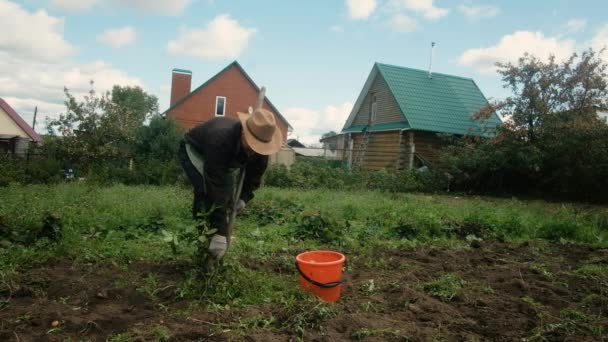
{"left": 170, "top": 68, "right": 192, "bottom": 107}
{"left": 428, "top": 42, "right": 436, "bottom": 79}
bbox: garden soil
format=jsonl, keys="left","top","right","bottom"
{"left": 1, "top": 242, "right": 606, "bottom": 341}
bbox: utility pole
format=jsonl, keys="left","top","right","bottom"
{"left": 32, "top": 106, "right": 38, "bottom": 131}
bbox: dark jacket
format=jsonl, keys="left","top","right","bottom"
{"left": 184, "top": 117, "right": 268, "bottom": 235}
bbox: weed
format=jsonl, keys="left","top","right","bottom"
{"left": 242, "top": 199, "right": 303, "bottom": 226}
{"left": 360, "top": 301, "right": 382, "bottom": 313}
{"left": 392, "top": 220, "right": 421, "bottom": 240}
{"left": 137, "top": 212, "right": 166, "bottom": 232}
{"left": 422, "top": 274, "right": 465, "bottom": 302}
{"left": 278, "top": 299, "right": 338, "bottom": 337}
{"left": 560, "top": 308, "right": 589, "bottom": 323}
{"left": 576, "top": 264, "right": 607, "bottom": 277}
{"left": 360, "top": 279, "right": 378, "bottom": 295}
{"left": 529, "top": 263, "right": 555, "bottom": 281}
{"left": 522, "top": 296, "right": 543, "bottom": 309}
{"left": 138, "top": 274, "right": 160, "bottom": 299}
{"left": 292, "top": 211, "right": 349, "bottom": 245}
{"left": 351, "top": 328, "right": 410, "bottom": 341}
{"left": 15, "top": 313, "right": 32, "bottom": 324}
{"left": 150, "top": 325, "right": 171, "bottom": 341}
{"left": 238, "top": 314, "right": 276, "bottom": 329}
{"left": 107, "top": 332, "right": 132, "bottom": 342}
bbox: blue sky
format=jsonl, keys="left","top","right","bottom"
{"left": 2, "top": 0, "right": 607, "bottom": 143}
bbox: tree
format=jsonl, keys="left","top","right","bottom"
{"left": 133, "top": 116, "right": 181, "bottom": 161}
{"left": 45, "top": 81, "right": 160, "bottom": 169}
{"left": 320, "top": 131, "right": 338, "bottom": 151}
{"left": 104, "top": 85, "right": 160, "bottom": 148}
{"left": 321, "top": 131, "right": 338, "bottom": 140}
{"left": 494, "top": 48, "right": 607, "bottom": 141}
{"left": 440, "top": 48, "right": 608, "bottom": 201}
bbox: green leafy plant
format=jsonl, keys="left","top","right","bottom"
{"left": 422, "top": 274, "right": 465, "bottom": 302}
{"left": 292, "top": 211, "right": 349, "bottom": 245}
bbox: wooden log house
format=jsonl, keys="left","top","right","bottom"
{"left": 339, "top": 62, "right": 502, "bottom": 171}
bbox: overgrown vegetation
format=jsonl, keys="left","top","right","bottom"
{"left": 263, "top": 159, "right": 445, "bottom": 193}
{"left": 440, "top": 49, "right": 608, "bottom": 202}
{"left": 0, "top": 83, "right": 182, "bottom": 187}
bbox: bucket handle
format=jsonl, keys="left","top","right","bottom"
{"left": 295, "top": 261, "right": 345, "bottom": 289}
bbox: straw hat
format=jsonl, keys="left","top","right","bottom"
{"left": 237, "top": 87, "right": 283, "bottom": 156}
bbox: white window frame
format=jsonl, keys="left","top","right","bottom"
{"left": 370, "top": 95, "right": 377, "bottom": 122}
{"left": 215, "top": 96, "right": 226, "bottom": 116}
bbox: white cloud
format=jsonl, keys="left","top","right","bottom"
{"left": 565, "top": 18, "right": 587, "bottom": 33}
{"left": 97, "top": 26, "right": 137, "bottom": 48}
{"left": 0, "top": 2, "right": 145, "bottom": 130}
{"left": 589, "top": 24, "right": 608, "bottom": 52}
{"left": 167, "top": 14, "right": 256, "bottom": 59}
{"left": 389, "top": 13, "right": 417, "bottom": 32}
{"left": 458, "top": 3, "right": 499, "bottom": 19}
{"left": 0, "top": 53, "right": 143, "bottom": 119}
{"left": 458, "top": 31, "right": 576, "bottom": 74}
{"left": 114, "top": 0, "right": 191, "bottom": 15}
{"left": 0, "top": 1, "right": 76, "bottom": 62}
{"left": 2, "top": 96, "right": 67, "bottom": 131}
{"left": 389, "top": 0, "right": 449, "bottom": 20}
{"left": 285, "top": 102, "right": 353, "bottom": 145}
{"left": 346, "top": 0, "right": 378, "bottom": 20}
{"left": 0, "top": 56, "right": 144, "bottom": 128}
{"left": 50, "top": 0, "right": 98, "bottom": 12}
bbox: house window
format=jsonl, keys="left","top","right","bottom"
{"left": 215, "top": 96, "right": 226, "bottom": 116}
{"left": 370, "top": 95, "right": 377, "bottom": 122}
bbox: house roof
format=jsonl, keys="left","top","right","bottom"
{"left": 162, "top": 61, "right": 292, "bottom": 131}
{"left": 0, "top": 97, "right": 42, "bottom": 143}
{"left": 342, "top": 62, "right": 502, "bottom": 136}
{"left": 292, "top": 147, "right": 336, "bottom": 158}
{"left": 286, "top": 139, "right": 306, "bottom": 148}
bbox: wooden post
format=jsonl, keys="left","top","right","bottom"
{"left": 347, "top": 134, "right": 353, "bottom": 170}
{"left": 408, "top": 131, "right": 415, "bottom": 170}
{"left": 396, "top": 130, "right": 404, "bottom": 170}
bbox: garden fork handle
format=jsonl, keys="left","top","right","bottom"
{"left": 227, "top": 168, "right": 246, "bottom": 246}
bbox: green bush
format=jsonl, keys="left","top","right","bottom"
{"left": 0, "top": 156, "right": 63, "bottom": 186}
{"left": 292, "top": 211, "right": 349, "bottom": 245}
{"left": 263, "top": 164, "right": 292, "bottom": 188}
{"left": 263, "top": 160, "right": 443, "bottom": 193}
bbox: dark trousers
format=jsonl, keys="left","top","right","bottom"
{"left": 178, "top": 139, "right": 207, "bottom": 219}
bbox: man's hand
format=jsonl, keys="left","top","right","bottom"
{"left": 235, "top": 199, "right": 246, "bottom": 214}
{"left": 208, "top": 234, "right": 227, "bottom": 259}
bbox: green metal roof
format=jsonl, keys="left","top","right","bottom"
{"left": 342, "top": 121, "right": 410, "bottom": 133}
{"left": 343, "top": 63, "right": 502, "bottom": 136}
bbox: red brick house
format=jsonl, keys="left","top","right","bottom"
{"left": 163, "top": 61, "right": 292, "bottom": 142}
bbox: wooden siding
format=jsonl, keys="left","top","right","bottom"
{"left": 352, "top": 74, "right": 405, "bottom": 126}
{"left": 350, "top": 131, "right": 402, "bottom": 171}
{"left": 346, "top": 130, "right": 446, "bottom": 171}
{"left": 413, "top": 131, "right": 446, "bottom": 167}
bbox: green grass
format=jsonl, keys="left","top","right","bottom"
{"left": 577, "top": 264, "right": 608, "bottom": 277}
{"left": 0, "top": 183, "right": 607, "bottom": 340}
{"left": 0, "top": 183, "right": 607, "bottom": 310}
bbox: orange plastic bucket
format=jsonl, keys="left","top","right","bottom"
{"left": 295, "top": 251, "right": 345, "bottom": 302}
